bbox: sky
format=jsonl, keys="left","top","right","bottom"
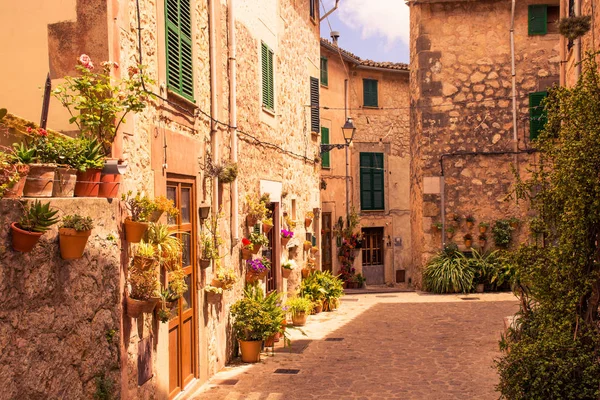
{"left": 319, "top": 0, "right": 410, "bottom": 64}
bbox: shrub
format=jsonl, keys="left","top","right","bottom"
{"left": 492, "top": 219, "right": 513, "bottom": 248}
{"left": 423, "top": 244, "right": 474, "bottom": 293}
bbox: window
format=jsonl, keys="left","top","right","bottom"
{"left": 310, "top": 0, "right": 317, "bottom": 20}
{"left": 529, "top": 91, "right": 548, "bottom": 140}
{"left": 528, "top": 5, "right": 560, "bottom": 35}
{"left": 320, "top": 57, "right": 328, "bottom": 86}
{"left": 261, "top": 42, "right": 274, "bottom": 110}
{"left": 363, "top": 79, "right": 378, "bottom": 107}
{"left": 321, "top": 127, "right": 330, "bottom": 168}
{"left": 310, "top": 77, "right": 319, "bottom": 133}
{"left": 165, "top": 0, "right": 194, "bottom": 101}
{"left": 360, "top": 152, "right": 384, "bottom": 211}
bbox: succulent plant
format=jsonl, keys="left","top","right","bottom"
{"left": 18, "top": 200, "right": 59, "bottom": 232}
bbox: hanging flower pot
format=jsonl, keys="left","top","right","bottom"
{"left": 98, "top": 159, "right": 126, "bottom": 199}
{"left": 124, "top": 217, "right": 149, "bottom": 243}
{"left": 301, "top": 268, "right": 310, "bottom": 279}
{"left": 262, "top": 223, "right": 273, "bottom": 234}
{"left": 305, "top": 217, "right": 313, "bottom": 228}
{"left": 310, "top": 246, "right": 319, "bottom": 255}
{"left": 282, "top": 267, "right": 292, "bottom": 279}
{"left": 241, "top": 248, "right": 253, "bottom": 260}
{"left": 246, "top": 215, "right": 258, "bottom": 227}
{"left": 211, "top": 278, "right": 223, "bottom": 288}
{"left": 251, "top": 244, "right": 262, "bottom": 254}
{"left": 148, "top": 209, "right": 164, "bottom": 223}
{"left": 23, "top": 163, "right": 56, "bottom": 197}
{"left": 239, "top": 340, "right": 262, "bottom": 363}
{"left": 245, "top": 271, "right": 260, "bottom": 284}
{"left": 10, "top": 222, "right": 44, "bottom": 252}
{"left": 59, "top": 227, "right": 92, "bottom": 259}
{"left": 126, "top": 296, "right": 159, "bottom": 319}
{"left": 200, "top": 258, "right": 211, "bottom": 269}
{"left": 303, "top": 242, "right": 312, "bottom": 251}
{"left": 281, "top": 237, "right": 290, "bottom": 247}
{"left": 52, "top": 167, "right": 77, "bottom": 197}
{"left": 74, "top": 168, "right": 102, "bottom": 197}
{"left": 464, "top": 239, "right": 472, "bottom": 248}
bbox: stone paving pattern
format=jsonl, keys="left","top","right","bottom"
{"left": 186, "top": 293, "right": 518, "bottom": 400}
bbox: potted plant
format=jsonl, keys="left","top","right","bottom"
{"left": 212, "top": 267, "right": 238, "bottom": 290}
{"left": 310, "top": 246, "right": 319, "bottom": 255}
{"left": 299, "top": 273, "right": 326, "bottom": 314}
{"left": 59, "top": 214, "right": 94, "bottom": 259}
{"left": 73, "top": 137, "right": 105, "bottom": 197}
{"left": 22, "top": 127, "right": 57, "bottom": 198}
{"left": 144, "top": 223, "right": 183, "bottom": 270}
{"left": 558, "top": 15, "right": 592, "bottom": 41}
{"left": 479, "top": 221, "right": 489, "bottom": 234}
{"left": 240, "top": 238, "right": 253, "bottom": 260}
{"left": 0, "top": 147, "right": 29, "bottom": 199}
{"left": 356, "top": 273, "right": 366, "bottom": 288}
{"left": 249, "top": 232, "right": 269, "bottom": 254}
{"left": 200, "top": 211, "right": 223, "bottom": 268}
{"left": 432, "top": 222, "right": 443, "bottom": 232}
{"left": 149, "top": 196, "right": 178, "bottom": 222}
{"left": 302, "top": 258, "right": 316, "bottom": 278}
{"left": 509, "top": 217, "right": 520, "bottom": 229}
{"left": 466, "top": 215, "right": 475, "bottom": 229}
{"left": 319, "top": 271, "right": 344, "bottom": 312}
{"left": 261, "top": 217, "right": 273, "bottom": 234}
{"left": 126, "top": 245, "right": 160, "bottom": 318}
{"left": 303, "top": 240, "right": 312, "bottom": 251}
{"left": 230, "top": 285, "right": 282, "bottom": 363}
{"left": 122, "top": 191, "right": 156, "bottom": 243}
{"left": 282, "top": 259, "right": 295, "bottom": 279}
{"left": 10, "top": 200, "right": 59, "bottom": 252}
{"left": 305, "top": 211, "right": 314, "bottom": 228}
{"left": 463, "top": 233, "right": 473, "bottom": 248}
{"left": 246, "top": 258, "right": 269, "bottom": 283}
{"left": 451, "top": 213, "right": 462, "bottom": 227}
{"left": 51, "top": 135, "right": 81, "bottom": 197}
{"left": 244, "top": 193, "right": 270, "bottom": 226}
{"left": 133, "top": 241, "right": 158, "bottom": 271}
{"left": 286, "top": 296, "right": 313, "bottom": 326}
{"left": 492, "top": 219, "right": 514, "bottom": 248}
{"left": 281, "top": 229, "right": 294, "bottom": 247}
{"left": 446, "top": 225, "right": 456, "bottom": 240}
{"left": 478, "top": 233, "right": 487, "bottom": 248}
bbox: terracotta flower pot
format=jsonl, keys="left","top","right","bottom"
{"left": 245, "top": 271, "right": 260, "bottom": 284}
{"left": 59, "top": 227, "right": 92, "bottom": 259}
{"left": 200, "top": 258, "right": 211, "bottom": 269}
{"left": 23, "top": 163, "right": 56, "bottom": 197}
{"left": 466, "top": 221, "right": 474, "bottom": 229}
{"left": 479, "top": 226, "right": 488, "bottom": 234}
{"left": 148, "top": 209, "right": 164, "bottom": 223}
{"left": 464, "top": 239, "right": 472, "bottom": 248}
{"left": 282, "top": 268, "right": 292, "bottom": 279}
{"left": 4, "top": 175, "right": 27, "bottom": 198}
{"left": 126, "top": 296, "right": 158, "bottom": 318}
{"left": 303, "top": 242, "right": 311, "bottom": 251}
{"left": 311, "top": 247, "right": 318, "bottom": 254}
{"left": 211, "top": 278, "right": 223, "bottom": 288}
{"left": 251, "top": 244, "right": 262, "bottom": 254}
{"left": 312, "top": 302, "right": 323, "bottom": 314}
{"left": 305, "top": 218, "right": 313, "bottom": 228}
{"left": 10, "top": 222, "right": 44, "bottom": 252}
{"left": 301, "top": 268, "right": 310, "bottom": 279}
{"left": 264, "top": 335, "right": 276, "bottom": 347}
{"left": 246, "top": 215, "right": 258, "bottom": 227}
{"left": 446, "top": 231, "right": 454, "bottom": 240}
{"left": 241, "top": 248, "right": 253, "bottom": 260}
{"left": 98, "top": 173, "right": 121, "bottom": 199}
{"left": 281, "top": 237, "right": 290, "bottom": 247}
{"left": 262, "top": 223, "right": 273, "bottom": 234}
{"left": 52, "top": 167, "right": 77, "bottom": 197}
{"left": 74, "top": 168, "right": 102, "bottom": 197}
{"left": 124, "top": 218, "right": 149, "bottom": 243}
{"left": 292, "top": 312, "right": 307, "bottom": 326}
{"left": 239, "top": 340, "right": 262, "bottom": 363}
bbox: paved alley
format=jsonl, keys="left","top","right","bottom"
{"left": 186, "top": 293, "right": 518, "bottom": 400}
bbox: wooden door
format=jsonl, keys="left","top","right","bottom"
{"left": 361, "top": 227, "right": 385, "bottom": 285}
{"left": 166, "top": 178, "right": 197, "bottom": 399}
{"left": 264, "top": 203, "right": 278, "bottom": 293}
{"left": 321, "top": 212, "right": 333, "bottom": 272}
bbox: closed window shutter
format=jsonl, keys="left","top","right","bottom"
{"left": 310, "top": 77, "right": 320, "bottom": 133}
{"left": 262, "top": 43, "right": 274, "bottom": 110}
{"left": 360, "top": 153, "right": 385, "bottom": 210}
{"left": 529, "top": 91, "right": 548, "bottom": 140}
{"left": 372, "top": 153, "right": 384, "bottom": 210}
{"left": 320, "top": 57, "right": 328, "bottom": 86}
{"left": 321, "top": 127, "right": 330, "bottom": 168}
{"left": 529, "top": 5, "right": 547, "bottom": 35}
{"left": 363, "top": 79, "right": 378, "bottom": 107}
{"left": 165, "top": 0, "right": 194, "bottom": 101}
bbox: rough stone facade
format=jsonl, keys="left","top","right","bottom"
{"left": 0, "top": 199, "right": 122, "bottom": 400}
{"left": 319, "top": 40, "right": 412, "bottom": 286}
{"left": 409, "top": 0, "right": 560, "bottom": 280}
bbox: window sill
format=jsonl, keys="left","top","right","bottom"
{"left": 361, "top": 105, "right": 380, "bottom": 110}
{"left": 360, "top": 209, "right": 385, "bottom": 213}
{"left": 167, "top": 90, "right": 197, "bottom": 108}
{"left": 262, "top": 106, "right": 276, "bottom": 117}
{"left": 321, "top": 84, "right": 329, "bottom": 89}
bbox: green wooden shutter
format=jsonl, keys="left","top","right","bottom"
{"left": 310, "top": 77, "right": 319, "bottom": 133}
{"left": 363, "top": 79, "right": 378, "bottom": 107}
{"left": 262, "top": 43, "right": 274, "bottom": 110}
{"left": 360, "top": 153, "right": 385, "bottom": 210}
{"left": 529, "top": 91, "right": 548, "bottom": 140}
{"left": 165, "top": 0, "right": 194, "bottom": 101}
{"left": 320, "top": 57, "right": 328, "bottom": 86}
{"left": 529, "top": 5, "right": 548, "bottom": 35}
{"left": 321, "top": 127, "right": 330, "bottom": 168}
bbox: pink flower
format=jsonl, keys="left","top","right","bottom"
{"left": 101, "top": 61, "right": 119, "bottom": 69}
{"left": 38, "top": 128, "right": 48, "bottom": 137}
{"left": 26, "top": 127, "right": 33, "bottom": 134}
{"left": 79, "top": 54, "right": 94, "bottom": 70}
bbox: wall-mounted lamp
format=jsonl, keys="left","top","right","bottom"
{"left": 198, "top": 204, "right": 211, "bottom": 222}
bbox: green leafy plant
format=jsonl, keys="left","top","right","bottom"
{"left": 215, "top": 267, "right": 237, "bottom": 290}
{"left": 249, "top": 232, "right": 269, "bottom": 247}
{"left": 200, "top": 211, "right": 223, "bottom": 260}
{"left": 18, "top": 201, "right": 59, "bottom": 232}
{"left": 299, "top": 273, "right": 327, "bottom": 304}
{"left": 11, "top": 142, "right": 35, "bottom": 164}
{"left": 492, "top": 219, "right": 514, "bottom": 248}
{"left": 245, "top": 193, "right": 270, "bottom": 222}
{"left": 167, "top": 268, "right": 187, "bottom": 300}
{"left": 558, "top": 15, "right": 592, "bottom": 41}
{"left": 423, "top": 244, "right": 474, "bottom": 294}
{"left": 94, "top": 373, "right": 114, "bottom": 400}
{"left": 145, "top": 223, "right": 182, "bottom": 270}
{"left": 466, "top": 215, "right": 475, "bottom": 223}
{"left": 479, "top": 221, "right": 489, "bottom": 228}
{"left": 285, "top": 296, "right": 313, "bottom": 317}
{"left": 230, "top": 285, "right": 282, "bottom": 341}
{"left": 135, "top": 241, "right": 156, "bottom": 258}
{"left": 122, "top": 191, "right": 157, "bottom": 222}
{"left": 61, "top": 214, "right": 94, "bottom": 231}
{"left": 74, "top": 137, "right": 105, "bottom": 171}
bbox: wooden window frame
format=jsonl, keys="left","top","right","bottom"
{"left": 321, "top": 127, "right": 330, "bottom": 169}
{"left": 165, "top": 0, "right": 195, "bottom": 102}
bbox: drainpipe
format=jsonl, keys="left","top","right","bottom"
{"left": 228, "top": 0, "right": 239, "bottom": 242}
{"left": 320, "top": 0, "right": 339, "bottom": 22}
{"left": 344, "top": 79, "right": 350, "bottom": 219}
{"left": 209, "top": 0, "right": 219, "bottom": 216}
{"left": 510, "top": 0, "right": 518, "bottom": 151}
{"left": 575, "top": 0, "right": 582, "bottom": 80}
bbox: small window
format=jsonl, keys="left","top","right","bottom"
{"left": 360, "top": 152, "right": 384, "bottom": 211}
{"left": 528, "top": 5, "right": 560, "bottom": 35}
{"left": 363, "top": 79, "right": 378, "bottom": 107}
{"left": 165, "top": 0, "right": 194, "bottom": 101}
{"left": 529, "top": 91, "right": 548, "bottom": 140}
{"left": 261, "top": 42, "right": 274, "bottom": 110}
{"left": 310, "top": 77, "right": 320, "bottom": 133}
{"left": 310, "top": 0, "right": 317, "bottom": 20}
{"left": 321, "top": 127, "right": 330, "bottom": 168}
{"left": 320, "top": 57, "right": 328, "bottom": 86}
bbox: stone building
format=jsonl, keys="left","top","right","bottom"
{"left": 0, "top": 0, "right": 322, "bottom": 399}
{"left": 319, "top": 38, "right": 412, "bottom": 286}
{"left": 408, "top": 0, "right": 561, "bottom": 278}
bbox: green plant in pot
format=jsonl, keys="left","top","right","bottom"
{"left": 479, "top": 221, "right": 489, "bottom": 233}
{"left": 261, "top": 217, "right": 273, "bottom": 234}
{"left": 145, "top": 223, "right": 183, "bottom": 270}
{"left": 200, "top": 211, "right": 223, "bottom": 267}
{"left": 230, "top": 285, "right": 282, "bottom": 363}
{"left": 73, "top": 137, "right": 105, "bottom": 197}
{"left": 248, "top": 232, "right": 269, "bottom": 254}
{"left": 423, "top": 243, "right": 474, "bottom": 294}
{"left": 127, "top": 244, "right": 160, "bottom": 318}
{"left": 59, "top": 214, "right": 94, "bottom": 260}
{"left": 281, "top": 259, "right": 295, "bottom": 279}
{"left": 122, "top": 191, "right": 156, "bottom": 243}
{"left": 492, "top": 219, "right": 514, "bottom": 248}
{"left": 21, "top": 127, "right": 57, "bottom": 198}
{"left": 0, "top": 147, "right": 29, "bottom": 199}
{"left": 11, "top": 200, "right": 59, "bottom": 252}
{"left": 299, "top": 272, "right": 327, "bottom": 313}
{"left": 286, "top": 296, "right": 313, "bottom": 326}
{"left": 245, "top": 193, "right": 270, "bottom": 226}
{"left": 466, "top": 215, "right": 475, "bottom": 228}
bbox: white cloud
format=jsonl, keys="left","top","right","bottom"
{"left": 322, "top": 0, "right": 410, "bottom": 48}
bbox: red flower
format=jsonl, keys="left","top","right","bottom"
{"left": 38, "top": 128, "right": 48, "bottom": 137}
{"left": 242, "top": 238, "right": 251, "bottom": 247}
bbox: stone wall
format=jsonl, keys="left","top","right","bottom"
{"left": 409, "top": 0, "right": 560, "bottom": 278}
{"left": 0, "top": 199, "right": 122, "bottom": 400}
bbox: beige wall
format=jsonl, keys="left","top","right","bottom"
{"left": 320, "top": 44, "right": 412, "bottom": 286}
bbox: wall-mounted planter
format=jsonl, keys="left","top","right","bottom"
{"left": 4, "top": 175, "right": 27, "bottom": 198}
{"left": 251, "top": 244, "right": 262, "bottom": 254}
{"left": 124, "top": 218, "right": 149, "bottom": 243}
{"left": 200, "top": 258, "right": 211, "bottom": 269}
{"left": 262, "top": 223, "right": 273, "bottom": 234}
{"left": 74, "top": 168, "right": 102, "bottom": 197}
{"left": 126, "top": 296, "right": 158, "bottom": 319}
{"left": 281, "top": 237, "right": 290, "bottom": 247}
{"left": 23, "top": 163, "right": 56, "bottom": 197}
{"left": 10, "top": 222, "right": 43, "bottom": 252}
{"left": 98, "top": 160, "right": 126, "bottom": 198}
{"left": 241, "top": 248, "right": 252, "bottom": 260}
{"left": 282, "top": 268, "right": 292, "bottom": 279}
{"left": 59, "top": 227, "right": 92, "bottom": 259}
{"left": 246, "top": 215, "right": 258, "bottom": 227}
{"left": 52, "top": 167, "right": 77, "bottom": 197}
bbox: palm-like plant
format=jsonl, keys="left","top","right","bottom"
{"left": 145, "top": 223, "right": 183, "bottom": 270}
{"left": 18, "top": 200, "right": 59, "bottom": 232}
{"left": 423, "top": 244, "right": 474, "bottom": 294}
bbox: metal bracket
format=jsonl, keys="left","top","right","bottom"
{"left": 320, "top": 143, "right": 346, "bottom": 155}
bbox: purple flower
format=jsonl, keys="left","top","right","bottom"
{"left": 247, "top": 259, "right": 268, "bottom": 273}
{"left": 281, "top": 229, "right": 294, "bottom": 239}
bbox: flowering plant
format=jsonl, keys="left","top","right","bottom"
{"left": 281, "top": 229, "right": 294, "bottom": 239}
{"left": 249, "top": 232, "right": 269, "bottom": 247}
{"left": 247, "top": 258, "right": 269, "bottom": 274}
{"left": 52, "top": 54, "right": 153, "bottom": 153}
{"left": 282, "top": 259, "right": 296, "bottom": 270}
{"left": 241, "top": 237, "right": 253, "bottom": 250}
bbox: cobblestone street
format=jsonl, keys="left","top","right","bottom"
{"left": 186, "top": 293, "right": 518, "bottom": 400}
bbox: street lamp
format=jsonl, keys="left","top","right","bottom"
{"left": 341, "top": 117, "right": 356, "bottom": 145}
